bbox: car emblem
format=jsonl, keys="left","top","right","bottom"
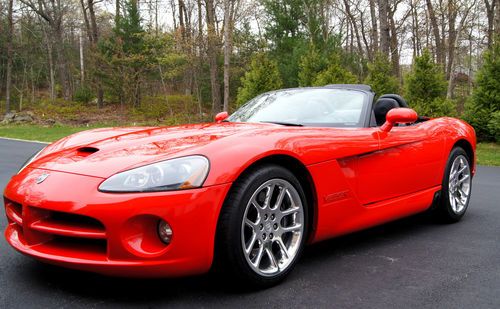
{"left": 36, "top": 173, "right": 49, "bottom": 184}
{"left": 264, "top": 221, "right": 272, "bottom": 233}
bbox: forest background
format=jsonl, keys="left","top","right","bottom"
{"left": 0, "top": 0, "right": 499, "bottom": 164}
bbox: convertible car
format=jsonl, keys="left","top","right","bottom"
{"left": 3, "top": 84, "right": 475, "bottom": 287}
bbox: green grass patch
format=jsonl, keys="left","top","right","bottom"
{"left": 0, "top": 125, "right": 108, "bottom": 143}
{"left": 476, "top": 143, "right": 500, "bottom": 166}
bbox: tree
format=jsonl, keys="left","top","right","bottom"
{"left": 5, "top": 0, "right": 14, "bottom": 114}
{"left": 464, "top": 39, "right": 500, "bottom": 141}
{"left": 298, "top": 45, "right": 328, "bottom": 86}
{"left": 236, "top": 53, "right": 283, "bottom": 106}
{"left": 484, "top": 0, "right": 496, "bottom": 47}
{"left": 377, "top": 0, "right": 390, "bottom": 57}
{"left": 205, "top": 0, "right": 222, "bottom": 113}
{"left": 21, "top": 0, "right": 73, "bottom": 100}
{"left": 364, "top": 53, "right": 399, "bottom": 97}
{"left": 262, "top": 0, "right": 309, "bottom": 87}
{"left": 312, "top": 54, "right": 357, "bottom": 86}
{"left": 223, "top": 0, "right": 240, "bottom": 112}
{"left": 80, "top": 0, "right": 104, "bottom": 107}
{"left": 404, "top": 49, "right": 454, "bottom": 117}
{"left": 100, "top": 0, "right": 148, "bottom": 107}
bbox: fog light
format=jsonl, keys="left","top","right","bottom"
{"left": 158, "top": 220, "right": 173, "bottom": 244}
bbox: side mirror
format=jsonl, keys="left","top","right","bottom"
{"left": 380, "top": 108, "right": 418, "bottom": 132}
{"left": 215, "top": 111, "right": 229, "bottom": 123}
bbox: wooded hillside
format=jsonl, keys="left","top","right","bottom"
{"left": 0, "top": 0, "right": 499, "bottom": 140}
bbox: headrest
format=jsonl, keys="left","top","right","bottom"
{"left": 374, "top": 98, "right": 399, "bottom": 125}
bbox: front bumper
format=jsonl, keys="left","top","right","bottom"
{"left": 4, "top": 168, "right": 231, "bottom": 277}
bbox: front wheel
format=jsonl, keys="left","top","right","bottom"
{"left": 435, "top": 147, "right": 473, "bottom": 222}
{"left": 215, "top": 164, "right": 308, "bottom": 288}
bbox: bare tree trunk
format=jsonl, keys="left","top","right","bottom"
{"left": 115, "top": 0, "right": 120, "bottom": 26}
{"left": 205, "top": 0, "right": 222, "bottom": 114}
{"left": 410, "top": 0, "right": 421, "bottom": 57}
{"left": 79, "top": 32, "right": 85, "bottom": 85}
{"left": 377, "top": 0, "right": 390, "bottom": 56}
{"left": 52, "top": 17, "right": 71, "bottom": 100}
{"left": 42, "top": 25, "right": 56, "bottom": 103}
{"left": 196, "top": 0, "right": 204, "bottom": 116}
{"left": 178, "top": 0, "right": 185, "bottom": 37}
{"left": 87, "top": 0, "right": 104, "bottom": 107}
{"left": 5, "top": 0, "right": 14, "bottom": 114}
{"left": 369, "top": 0, "right": 378, "bottom": 55}
{"left": 484, "top": 0, "right": 495, "bottom": 47}
{"left": 80, "top": 0, "right": 92, "bottom": 42}
{"left": 496, "top": 0, "right": 500, "bottom": 37}
{"left": 343, "top": 0, "right": 364, "bottom": 55}
{"left": 446, "top": 1, "right": 476, "bottom": 99}
{"left": 426, "top": 0, "right": 444, "bottom": 66}
{"left": 359, "top": 10, "right": 372, "bottom": 60}
{"left": 446, "top": 0, "right": 458, "bottom": 80}
{"left": 388, "top": 8, "right": 400, "bottom": 78}
{"left": 223, "top": 0, "right": 231, "bottom": 112}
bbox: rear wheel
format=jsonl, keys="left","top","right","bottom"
{"left": 435, "top": 147, "right": 472, "bottom": 222}
{"left": 215, "top": 164, "right": 308, "bottom": 288}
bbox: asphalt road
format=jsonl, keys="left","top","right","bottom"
{"left": 0, "top": 137, "right": 499, "bottom": 308}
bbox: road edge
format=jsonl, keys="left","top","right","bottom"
{"left": 0, "top": 136, "right": 49, "bottom": 144}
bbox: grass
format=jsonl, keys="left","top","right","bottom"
{"left": 476, "top": 143, "right": 500, "bottom": 166}
{"left": 0, "top": 124, "right": 499, "bottom": 166}
{"left": 0, "top": 124, "right": 109, "bottom": 143}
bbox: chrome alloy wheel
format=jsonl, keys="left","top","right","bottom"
{"left": 448, "top": 155, "right": 471, "bottom": 214}
{"left": 241, "top": 179, "right": 305, "bottom": 277}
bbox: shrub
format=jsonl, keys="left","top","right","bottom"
{"left": 134, "top": 95, "right": 196, "bottom": 121}
{"left": 464, "top": 38, "right": 500, "bottom": 141}
{"left": 412, "top": 97, "right": 457, "bottom": 118}
{"left": 74, "top": 86, "right": 94, "bottom": 103}
{"left": 312, "top": 54, "right": 357, "bottom": 86}
{"left": 236, "top": 53, "right": 283, "bottom": 106}
{"left": 487, "top": 111, "right": 500, "bottom": 142}
{"left": 298, "top": 46, "right": 328, "bottom": 86}
{"left": 404, "top": 49, "right": 448, "bottom": 114}
{"left": 365, "top": 53, "right": 399, "bottom": 97}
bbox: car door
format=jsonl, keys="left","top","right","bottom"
{"left": 354, "top": 121, "right": 445, "bottom": 205}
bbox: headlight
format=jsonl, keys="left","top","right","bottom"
{"left": 98, "top": 155, "right": 210, "bottom": 193}
{"left": 18, "top": 147, "right": 46, "bottom": 174}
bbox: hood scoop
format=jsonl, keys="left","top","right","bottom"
{"left": 76, "top": 147, "right": 99, "bottom": 157}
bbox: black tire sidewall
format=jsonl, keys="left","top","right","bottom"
{"left": 216, "top": 164, "right": 309, "bottom": 287}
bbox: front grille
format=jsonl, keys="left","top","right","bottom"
{"left": 4, "top": 197, "right": 107, "bottom": 258}
{"left": 5, "top": 198, "right": 22, "bottom": 225}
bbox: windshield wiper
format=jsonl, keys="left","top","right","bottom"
{"left": 260, "top": 121, "right": 303, "bottom": 127}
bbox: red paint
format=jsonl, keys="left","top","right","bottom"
{"left": 3, "top": 116, "right": 476, "bottom": 277}
{"left": 380, "top": 108, "right": 418, "bottom": 132}
{"left": 215, "top": 111, "right": 229, "bottom": 123}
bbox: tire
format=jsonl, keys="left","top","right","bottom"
{"left": 215, "top": 164, "right": 309, "bottom": 288}
{"left": 434, "top": 147, "right": 473, "bottom": 223}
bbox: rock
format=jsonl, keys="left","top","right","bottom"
{"left": 1, "top": 111, "right": 35, "bottom": 124}
{"left": 14, "top": 114, "right": 34, "bottom": 123}
{"left": 4, "top": 112, "right": 16, "bottom": 121}
{"left": 1, "top": 112, "right": 15, "bottom": 124}
{"left": 45, "top": 118, "right": 56, "bottom": 125}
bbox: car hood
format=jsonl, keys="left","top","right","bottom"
{"left": 29, "top": 122, "right": 266, "bottom": 178}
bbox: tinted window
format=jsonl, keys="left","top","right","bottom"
{"left": 228, "top": 88, "right": 368, "bottom": 127}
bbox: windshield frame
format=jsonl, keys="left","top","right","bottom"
{"left": 227, "top": 86, "right": 374, "bottom": 128}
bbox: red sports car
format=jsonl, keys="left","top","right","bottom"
{"left": 4, "top": 85, "right": 476, "bottom": 287}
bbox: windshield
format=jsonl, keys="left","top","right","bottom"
{"left": 228, "top": 88, "right": 368, "bottom": 127}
